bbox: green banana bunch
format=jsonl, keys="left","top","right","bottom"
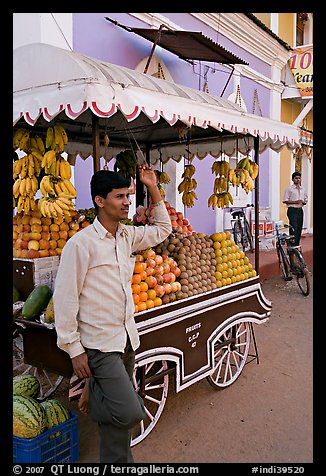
{"left": 114, "top": 149, "right": 137, "bottom": 179}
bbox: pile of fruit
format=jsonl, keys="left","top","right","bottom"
{"left": 132, "top": 230, "right": 257, "bottom": 313}
{"left": 133, "top": 200, "right": 193, "bottom": 235}
{"left": 13, "top": 206, "right": 88, "bottom": 258}
{"left": 13, "top": 374, "right": 70, "bottom": 439}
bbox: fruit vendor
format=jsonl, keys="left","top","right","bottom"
{"left": 53, "top": 164, "right": 172, "bottom": 463}
{"left": 282, "top": 171, "right": 308, "bottom": 246}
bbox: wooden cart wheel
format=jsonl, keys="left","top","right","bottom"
{"left": 207, "top": 320, "right": 251, "bottom": 389}
{"left": 131, "top": 359, "right": 169, "bottom": 447}
{"left": 13, "top": 330, "right": 64, "bottom": 402}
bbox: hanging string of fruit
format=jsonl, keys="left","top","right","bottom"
{"left": 178, "top": 163, "right": 198, "bottom": 207}
{"left": 208, "top": 155, "right": 259, "bottom": 210}
{"left": 114, "top": 149, "right": 138, "bottom": 180}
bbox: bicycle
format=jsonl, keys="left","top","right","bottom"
{"left": 230, "top": 204, "right": 254, "bottom": 253}
{"left": 274, "top": 223, "right": 310, "bottom": 296}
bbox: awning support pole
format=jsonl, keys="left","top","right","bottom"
{"left": 254, "top": 136, "right": 260, "bottom": 274}
{"left": 92, "top": 113, "right": 101, "bottom": 172}
{"left": 143, "top": 24, "right": 164, "bottom": 75}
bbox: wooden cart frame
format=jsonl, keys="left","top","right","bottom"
{"left": 14, "top": 276, "right": 271, "bottom": 446}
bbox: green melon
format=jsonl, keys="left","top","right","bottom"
{"left": 13, "top": 395, "right": 47, "bottom": 439}
{"left": 13, "top": 374, "right": 40, "bottom": 399}
{"left": 22, "top": 285, "right": 52, "bottom": 320}
{"left": 41, "top": 399, "right": 70, "bottom": 429}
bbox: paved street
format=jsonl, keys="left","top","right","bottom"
{"left": 66, "top": 269, "right": 313, "bottom": 464}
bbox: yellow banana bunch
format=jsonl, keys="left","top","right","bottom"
{"left": 211, "top": 160, "right": 222, "bottom": 176}
{"left": 45, "top": 125, "right": 68, "bottom": 152}
{"left": 214, "top": 176, "right": 228, "bottom": 193}
{"left": 182, "top": 190, "right": 197, "bottom": 208}
{"left": 183, "top": 164, "right": 196, "bottom": 178}
{"left": 13, "top": 159, "right": 23, "bottom": 179}
{"left": 13, "top": 179, "right": 22, "bottom": 198}
{"left": 208, "top": 193, "right": 218, "bottom": 209}
{"left": 41, "top": 150, "right": 56, "bottom": 173}
{"left": 54, "top": 178, "right": 77, "bottom": 198}
{"left": 58, "top": 157, "right": 72, "bottom": 179}
{"left": 236, "top": 156, "right": 251, "bottom": 171}
{"left": 208, "top": 191, "right": 234, "bottom": 210}
{"left": 248, "top": 161, "right": 259, "bottom": 179}
{"left": 16, "top": 196, "right": 25, "bottom": 214}
{"left": 13, "top": 128, "right": 30, "bottom": 151}
{"left": 40, "top": 175, "right": 56, "bottom": 197}
{"left": 34, "top": 135, "right": 45, "bottom": 155}
{"left": 155, "top": 170, "right": 171, "bottom": 185}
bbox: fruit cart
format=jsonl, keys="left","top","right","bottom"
{"left": 12, "top": 43, "right": 298, "bottom": 448}
{"left": 13, "top": 274, "right": 271, "bottom": 446}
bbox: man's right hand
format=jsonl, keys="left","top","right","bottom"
{"left": 71, "top": 352, "right": 92, "bottom": 379}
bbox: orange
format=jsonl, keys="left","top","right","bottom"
{"left": 133, "top": 293, "right": 140, "bottom": 305}
{"left": 134, "top": 262, "right": 146, "bottom": 274}
{"left": 145, "top": 299, "right": 155, "bottom": 309}
{"left": 139, "top": 281, "right": 149, "bottom": 292}
{"left": 132, "top": 273, "right": 141, "bottom": 285}
{"left": 137, "top": 301, "right": 147, "bottom": 311}
{"left": 147, "top": 289, "right": 156, "bottom": 300}
{"left": 139, "top": 270, "right": 147, "bottom": 280}
{"left": 131, "top": 284, "right": 141, "bottom": 295}
{"left": 153, "top": 297, "right": 162, "bottom": 307}
{"left": 139, "top": 291, "right": 148, "bottom": 302}
{"left": 134, "top": 304, "right": 139, "bottom": 313}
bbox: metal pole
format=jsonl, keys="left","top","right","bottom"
{"left": 254, "top": 136, "right": 260, "bottom": 274}
{"left": 92, "top": 113, "right": 101, "bottom": 172}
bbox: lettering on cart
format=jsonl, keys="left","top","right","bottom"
{"left": 185, "top": 322, "right": 201, "bottom": 348}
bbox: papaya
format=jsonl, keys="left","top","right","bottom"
{"left": 13, "top": 286, "right": 20, "bottom": 304}
{"left": 22, "top": 285, "right": 52, "bottom": 320}
{"left": 44, "top": 297, "right": 55, "bottom": 323}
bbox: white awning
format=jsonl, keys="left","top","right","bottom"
{"left": 13, "top": 43, "right": 301, "bottom": 162}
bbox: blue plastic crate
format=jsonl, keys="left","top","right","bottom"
{"left": 13, "top": 410, "right": 79, "bottom": 463}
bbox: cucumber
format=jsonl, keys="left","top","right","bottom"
{"left": 13, "top": 286, "right": 20, "bottom": 303}
{"left": 22, "top": 285, "right": 52, "bottom": 320}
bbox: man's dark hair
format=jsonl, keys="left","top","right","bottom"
{"left": 90, "top": 170, "right": 131, "bottom": 209}
{"left": 292, "top": 171, "right": 301, "bottom": 180}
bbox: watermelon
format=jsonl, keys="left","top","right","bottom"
{"left": 13, "top": 395, "right": 47, "bottom": 438}
{"left": 22, "top": 285, "right": 52, "bottom": 320}
{"left": 13, "top": 375, "right": 40, "bottom": 399}
{"left": 41, "top": 399, "right": 70, "bottom": 429}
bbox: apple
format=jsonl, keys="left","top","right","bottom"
{"left": 23, "top": 224, "right": 31, "bottom": 232}
{"left": 68, "top": 229, "right": 78, "bottom": 238}
{"left": 171, "top": 266, "right": 181, "bottom": 278}
{"left": 135, "top": 254, "right": 144, "bottom": 263}
{"left": 154, "top": 254, "right": 163, "bottom": 265}
{"left": 59, "top": 222, "right": 70, "bottom": 231}
{"left": 21, "top": 249, "right": 29, "bottom": 258}
{"left": 51, "top": 231, "right": 60, "bottom": 241}
{"left": 38, "top": 249, "right": 50, "bottom": 258}
{"left": 30, "top": 232, "right": 42, "bottom": 241}
{"left": 153, "top": 265, "right": 164, "bottom": 276}
{"left": 154, "top": 284, "right": 165, "bottom": 297}
{"left": 145, "top": 258, "right": 156, "bottom": 269}
{"left": 30, "top": 217, "right": 41, "bottom": 226}
{"left": 55, "top": 248, "right": 63, "bottom": 256}
{"left": 31, "top": 224, "right": 42, "bottom": 233}
{"left": 41, "top": 231, "right": 51, "bottom": 241}
{"left": 13, "top": 249, "right": 21, "bottom": 258}
{"left": 162, "top": 294, "right": 170, "bottom": 305}
{"left": 53, "top": 216, "right": 64, "bottom": 225}
{"left": 13, "top": 231, "right": 18, "bottom": 241}
{"left": 50, "top": 223, "right": 59, "bottom": 232}
{"left": 145, "top": 276, "right": 157, "bottom": 289}
{"left": 170, "top": 281, "right": 179, "bottom": 293}
{"left": 143, "top": 248, "right": 156, "bottom": 260}
{"left": 169, "top": 292, "right": 176, "bottom": 303}
{"left": 41, "top": 217, "right": 52, "bottom": 226}
{"left": 49, "top": 240, "right": 57, "bottom": 250}
{"left": 16, "top": 224, "right": 24, "bottom": 234}
{"left": 22, "top": 215, "right": 31, "bottom": 225}
{"left": 163, "top": 282, "right": 172, "bottom": 294}
{"left": 39, "top": 239, "right": 50, "bottom": 250}
{"left": 49, "top": 249, "right": 57, "bottom": 256}
{"left": 57, "top": 238, "right": 67, "bottom": 249}
{"left": 154, "top": 274, "right": 164, "bottom": 285}
{"left": 59, "top": 230, "right": 68, "bottom": 240}
{"left": 162, "top": 263, "right": 171, "bottom": 274}
{"left": 28, "top": 239, "right": 40, "bottom": 251}
{"left": 27, "top": 249, "right": 40, "bottom": 258}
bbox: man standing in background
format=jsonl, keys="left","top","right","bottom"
{"left": 283, "top": 171, "right": 308, "bottom": 246}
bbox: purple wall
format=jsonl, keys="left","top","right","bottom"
{"left": 72, "top": 13, "right": 273, "bottom": 229}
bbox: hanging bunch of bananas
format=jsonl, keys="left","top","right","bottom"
{"left": 208, "top": 191, "right": 234, "bottom": 210}
{"left": 38, "top": 194, "right": 75, "bottom": 220}
{"left": 236, "top": 156, "right": 259, "bottom": 180}
{"left": 178, "top": 164, "right": 198, "bottom": 208}
{"left": 45, "top": 124, "right": 68, "bottom": 153}
{"left": 232, "top": 156, "right": 258, "bottom": 192}
{"left": 12, "top": 130, "right": 45, "bottom": 213}
{"left": 208, "top": 159, "right": 234, "bottom": 209}
{"left": 155, "top": 170, "right": 171, "bottom": 199}
{"left": 114, "top": 149, "right": 137, "bottom": 180}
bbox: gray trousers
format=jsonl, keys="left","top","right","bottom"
{"left": 86, "top": 340, "right": 145, "bottom": 463}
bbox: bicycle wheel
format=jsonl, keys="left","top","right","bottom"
{"left": 243, "top": 218, "right": 254, "bottom": 252}
{"left": 276, "top": 244, "right": 291, "bottom": 280}
{"left": 290, "top": 249, "right": 311, "bottom": 296}
{"left": 233, "top": 220, "right": 243, "bottom": 249}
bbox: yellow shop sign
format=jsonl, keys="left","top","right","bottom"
{"left": 289, "top": 44, "right": 313, "bottom": 98}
